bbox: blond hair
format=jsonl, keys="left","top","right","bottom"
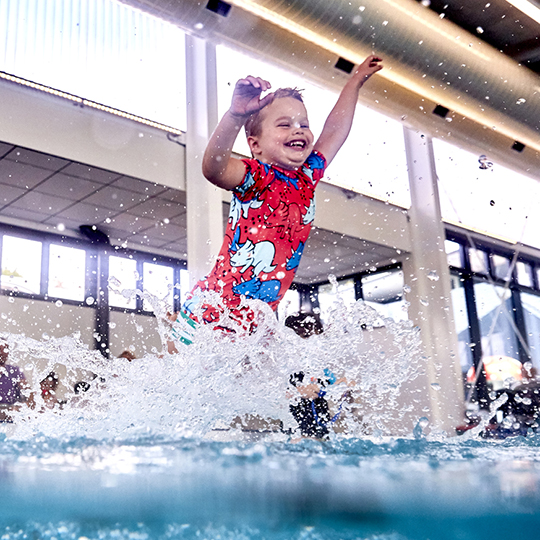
{"left": 244, "top": 87, "right": 304, "bottom": 138}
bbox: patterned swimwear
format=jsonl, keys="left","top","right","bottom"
{"left": 175, "top": 151, "right": 326, "bottom": 343}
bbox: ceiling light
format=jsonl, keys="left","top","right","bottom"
{"left": 505, "top": 0, "right": 540, "bottom": 24}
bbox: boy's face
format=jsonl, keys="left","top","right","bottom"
{"left": 247, "top": 97, "right": 314, "bottom": 170}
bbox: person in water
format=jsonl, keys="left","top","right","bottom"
{"left": 171, "top": 55, "right": 383, "bottom": 345}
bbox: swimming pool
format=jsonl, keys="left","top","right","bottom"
{"left": 1, "top": 302, "right": 538, "bottom": 539}
{"left": 1, "top": 434, "right": 540, "bottom": 540}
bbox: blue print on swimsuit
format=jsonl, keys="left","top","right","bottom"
{"left": 286, "top": 241, "right": 305, "bottom": 271}
{"left": 229, "top": 226, "right": 277, "bottom": 276}
{"left": 263, "top": 163, "right": 300, "bottom": 190}
{"left": 233, "top": 170, "right": 256, "bottom": 197}
{"left": 304, "top": 151, "right": 325, "bottom": 173}
{"left": 229, "top": 192, "right": 264, "bottom": 229}
{"left": 233, "top": 277, "right": 281, "bottom": 303}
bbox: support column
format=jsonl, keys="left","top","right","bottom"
{"left": 402, "top": 127, "right": 465, "bottom": 433}
{"left": 185, "top": 35, "right": 224, "bottom": 286}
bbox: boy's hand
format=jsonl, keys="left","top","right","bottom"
{"left": 353, "top": 55, "right": 383, "bottom": 84}
{"left": 230, "top": 76, "right": 274, "bottom": 118}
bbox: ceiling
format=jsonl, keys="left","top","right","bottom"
{"left": 424, "top": 0, "right": 540, "bottom": 73}
{"left": 1, "top": 0, "right": 538, "bottom": 285}
{"left": 0, "top": 140, "right": 397, "bottom": 284}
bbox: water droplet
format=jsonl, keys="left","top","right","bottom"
{"left": 476, "top": 26, "right": 484, "bottom": 33}
{"left": 430, "top": 383, "right": 441, "bottom": 391}
{"left": 420, "top": 298, "right": 429, "bottom": 306}
{"left": 57, "top": 223, "right": 66, "bottom": 232}
{"left": 352, "top": 15, "right": 362, "bottom": 24}
{"left": 55, "top": 300, "right": 63, "bottom": 307}
{"left": 490, "top": 200, "right": 495, "bottom": 206}
{"left": 382, "top": 20, "right": 389, "bottom": 26}
{"left": 516, "top": 98, "right": 526, "bottom": 105}
{"left": 478, "top": 155, "right": 493, "bottom": 170}
{"left": 163, "top": 218, "right": 170, "bottom": 225}
{"left": 403, "top": 285, "right": 412, "bottom": 293}
{"left": 86, "top": 296, "right": 95, "bottom": 306}
{"left": 427, "top": 271, "right": 439, "bottom": 281}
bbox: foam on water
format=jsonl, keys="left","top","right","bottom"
{"left": 1, "top": 298, "right": 540, "bottom": 539}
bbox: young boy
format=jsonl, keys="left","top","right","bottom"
{"left": 172, "top": 55, "right": 383, "bottom": 345}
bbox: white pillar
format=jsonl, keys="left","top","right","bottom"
{"left": 403, "top": 127, "right": 465, "bottom": 434}
{"left": 185, "top": 35, "right": 224, "bottom": 285}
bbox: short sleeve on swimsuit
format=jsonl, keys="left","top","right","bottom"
{"left": 302, "top": 151, "right": 327, "bottom": 188}
{"left": 233, "top": 158, "right": 267, "bottom": 202}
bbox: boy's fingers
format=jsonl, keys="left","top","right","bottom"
{"left": 237, "top": 76, "right": 272, "bottom": 92}
{"left": 258, "top": 91, "right": 275, "bottom": 109}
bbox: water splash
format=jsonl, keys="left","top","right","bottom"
{"left": 3, "top": 297, "right": 423, "bottom": 442}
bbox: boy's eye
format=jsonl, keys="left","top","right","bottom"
{"left": 278, "top": 123, "right": 290, "bottom": 128}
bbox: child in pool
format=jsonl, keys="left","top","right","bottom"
{"left": 172, "top": 55, "right": 383, "bottom": 345}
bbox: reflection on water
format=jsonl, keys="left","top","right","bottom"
{"left": 1, "top": 299, "right": 539, "bottom": 539}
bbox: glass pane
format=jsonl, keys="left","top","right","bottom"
{"left": 492, "top": 254, "right": 511, "bottom": 282}
{"left": 361, "top": 270, "right": 408, "bottom": 322}
{"left": 1, "top": 235, "right": 42, "bottom": 294}
{"left": 522, "top": 292, "right": 540, "bottom": 372}
{"left": 434, "top": 138, "right": 540, "bottom": 249}
{"left": 143, "top": 262, "right": 174, "bottom": 312}
{"left": 277, "top": 288, "right": 301, "bottom": 322}
{"left": 474, "top": 281, "right": 519, "bottom": 361}
{"left": 179, "top": 269, "right": 190, "bottom": 306}
{"left": 318, "top": 279, "right": 356, "bottom": 323}
{"left": 109, "top": 256, "right": 137, "bottom": 309}
{"left": 0, "top": 0, "right": 187, "bottom": 130}
{"left": 468, "top": 248, "right": 488, "bottom": 274}
{"left": 445, "top": 240, "right": 463, "bottom": 268}
{"left": 216, "top": 45, "right": 410, "bottom": 208}
{"left": 516, "top": 261, "right": 533, "bottom": 288}
{"left": 450, "top": 274, "right": 473, "bottom": 374}
{"left": 48, "top": 244, "right": 86, "bottom": 301}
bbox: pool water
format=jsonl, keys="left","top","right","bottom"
{"left": 1, "top": 300, "right": 539, "bottom": 539}
{"left": 1, "top": 434, "right": 540, "bottom": 540}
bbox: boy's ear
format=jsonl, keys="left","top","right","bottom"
{"left": 247, "top": 135, "right": 262, "bottom": 157}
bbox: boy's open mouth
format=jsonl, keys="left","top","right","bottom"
{"left": 285, "top": 140, "right": 306, "bottom": 149}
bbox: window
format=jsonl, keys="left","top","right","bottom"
{"left": 0, "top": 235, "right": 41, "bottom": 294}
{"left": 445, "top": 240, "right": 463, "bottom": 268}
{"left": 434, "top": 138, "right": 540, "bottom": 249}
{"left": 216, "top": 45, "right": 410, "bottom": 207}
{"left": 109, "top": 256, "right": 138, "bottom": 309}
{"left": 48, "top": 244, "right": 86, "bottom": 301}
{"left": 468, "top": 248, "right": 488, "bottom": 274}
{"left": 0, "top": 0, "right": 187, "bottom": 130}
{"left": 450, "top": 274, "right": 474, "bottom": 374}
{"left": 361, "top": 269, "right": 408, "bottom": 322}
{"left": 522, "top": 292, "right": 540, "bottom": 371}
{"left": 491, "top": 254, "right": 512, "bottom": 282}
{"left": 142, "top": 262, "right": 174, "bottom": 312}
{"left": 474, "top": 281, "right": 519, "bottom": 361}
{"left": 318, "top": 278, "right": 356, "bottom": 323}
{"left": 516, "top": 261, "right": 533, "bottom": 288}
{"left": 277, "top": 288, "right": 301, "bottom": 322}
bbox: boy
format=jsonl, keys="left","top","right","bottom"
{"left": 172, "top": 55, "right": 383, "bottom": 345}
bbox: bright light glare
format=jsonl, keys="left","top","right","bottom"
{"left": 506, "top": 0, "right": 540, "bottom": 23}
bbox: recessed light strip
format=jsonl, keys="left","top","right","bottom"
{"left": 505, "top": 0, "right": 540, "bottom": 24}
{"left": 0, "top": 71, "right": 182, "bottom": 135}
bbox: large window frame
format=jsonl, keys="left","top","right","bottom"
{"left": 446, "top": 229, "right": 540, "bottom": 405}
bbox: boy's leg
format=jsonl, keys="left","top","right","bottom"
{"left": 170, "top": 310, "right": 199, "bottom": 346}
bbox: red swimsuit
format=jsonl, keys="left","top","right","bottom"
{"left": 182, "top": 151, "right": 327, "bottom": 330}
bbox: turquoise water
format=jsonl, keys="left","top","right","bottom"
{"left": 1, "top": 434, "right": 540, "bottom": 539}
{"left": 1, "top": 300, "right": 538, "bottom": 539}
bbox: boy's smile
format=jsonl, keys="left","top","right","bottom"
{"left": 247, "top": 97, "right": 314, "bottom": 170}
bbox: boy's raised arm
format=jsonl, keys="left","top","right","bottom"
{"left": 202, "top": 76, "right": 274, "bottom": 190}
{"left": 314, "top": 55, "right": 383, "bottom": 166}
